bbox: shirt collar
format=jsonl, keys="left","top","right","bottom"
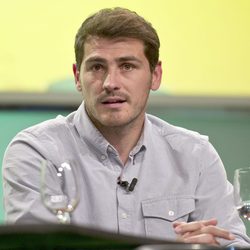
{"left": 73, "top": 102, "right": 109, "bottom": 154}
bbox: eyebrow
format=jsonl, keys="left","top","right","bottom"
{"left": 84, "top": 57, "right": 106, "bottom": 64}
{"left": 116, "top": 56, "right": 143, "bottom": 64}
{"left": 84, "top": 56, "right": 143, "bottom": 64}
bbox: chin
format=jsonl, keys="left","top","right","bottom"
{"left": 101, "top": 120, "right": 127, "bottom": 127}
{"left": 99, "top": 116, "right": 131, "bottom": 127}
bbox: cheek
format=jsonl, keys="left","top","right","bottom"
{"left": 81, "top": 79, "right": 103, "bottom": 98}
{"left": 130, "top": 75, "right": 152, "bottom": 93}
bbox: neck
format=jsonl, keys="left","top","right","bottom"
{"left": 97, "top": 119, "right": 145, "bottom": 165}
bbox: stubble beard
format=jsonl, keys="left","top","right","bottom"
{"left": 85, "top": 99, "right": 147, "bottom": 135}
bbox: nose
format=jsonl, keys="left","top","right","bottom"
{"left": 103, "top": 69, "right": 120, "bottom": 92}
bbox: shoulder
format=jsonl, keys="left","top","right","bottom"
{"left": 6, "top": 111, "right": 77, "bottom": 154}
{"left": 3, "top": 111, "right": 77, "bottom": 164}
{"left": 18, "top": 111, "right": 75, "bottom": 140}
{"left": 146, "top": 114, "right": 209, "bottom": 153}
{"left": 146, "top": 114, "right": 222, "bottom": 174}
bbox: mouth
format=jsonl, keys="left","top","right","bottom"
{"left": 101, "top": 97, "right": 127, "bottom": 107}
{"left": 101, "top": 97, "right": 126, "bottom": 104}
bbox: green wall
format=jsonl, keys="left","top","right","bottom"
{"left": 1, "top": 107, "right": 250, "bottom": 235}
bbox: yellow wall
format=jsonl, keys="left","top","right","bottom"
{"left": 0, "top": 0, "right": 249, "bottom": 95}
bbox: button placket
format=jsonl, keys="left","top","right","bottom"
{"left": 121, "top": 212, "right": 128, "bottom": 219}
{"left": 117, "top": 206, "right": 131, "bottom": 234}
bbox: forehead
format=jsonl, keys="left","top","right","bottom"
{"left": 83, "top": 36, "right": 146, "bottom": 60}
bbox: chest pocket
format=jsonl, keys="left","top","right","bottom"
{"left": 141, "top": 196, "right": 195, "bottom": 240}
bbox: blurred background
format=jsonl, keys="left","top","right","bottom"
{"left": 0, "top": 0, "right": 250, "bottom": 234}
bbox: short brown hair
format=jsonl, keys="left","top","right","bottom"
{"left": 74, "top": 7, "right": 160, "bottom": 72}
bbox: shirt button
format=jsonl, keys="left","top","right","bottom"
{"left": 121, "top": 212, "right": 128, "bottom": 219}
{"left": 101, "top": 155, "right": 106, "bottom": 160}
{"left": 168, "top": 210, "right": 174, "bottom": 216}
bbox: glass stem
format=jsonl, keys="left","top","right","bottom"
{"left": 56, "top": 210, "right": 70, "bottom": 224}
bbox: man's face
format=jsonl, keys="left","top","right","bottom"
{"left": 74, "top": 37, "right": 162, "bottom": 129}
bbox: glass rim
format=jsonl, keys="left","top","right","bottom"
{"left": 235, "top": 167, "right": 250, "bottom": 173}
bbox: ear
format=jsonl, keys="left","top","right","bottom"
{"left": 73, "top": 63, "right": 82, "bottom": 92}
{"left": 150, "top": 61, "right": 162, "bottom": 91}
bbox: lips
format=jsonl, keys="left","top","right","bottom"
{"left": 101, "top": 97, "right": 126, "bottom": 104}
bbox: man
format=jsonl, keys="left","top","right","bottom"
{"left": 2, "top": 7, "right": 250, "bottom": 246}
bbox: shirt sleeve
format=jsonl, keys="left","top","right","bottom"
{"left": 191, "top": 140, "right": 250, "bottom": 246}
{"left": 2, "top": 131, "right": 58, "bottom": 224}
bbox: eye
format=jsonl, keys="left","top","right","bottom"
{"left": 121, "top": 63, "right": 135, "bottom": 71}
{"left": 90, "top": 64, "right": 105, "bottom": 72}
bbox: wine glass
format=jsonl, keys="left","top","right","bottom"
{"left": 233, "top": 167, "right": 250, "bottom": 220}
{"left": 40, "top": 159, "right": 80, "bottom": 223}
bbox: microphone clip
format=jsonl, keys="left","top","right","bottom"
{"left": 117, "top": 178, "right": 138, "bottom": 192}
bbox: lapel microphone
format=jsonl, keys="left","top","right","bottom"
{"left": 117, "top": 178, "right": 138, "bottom": 192}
